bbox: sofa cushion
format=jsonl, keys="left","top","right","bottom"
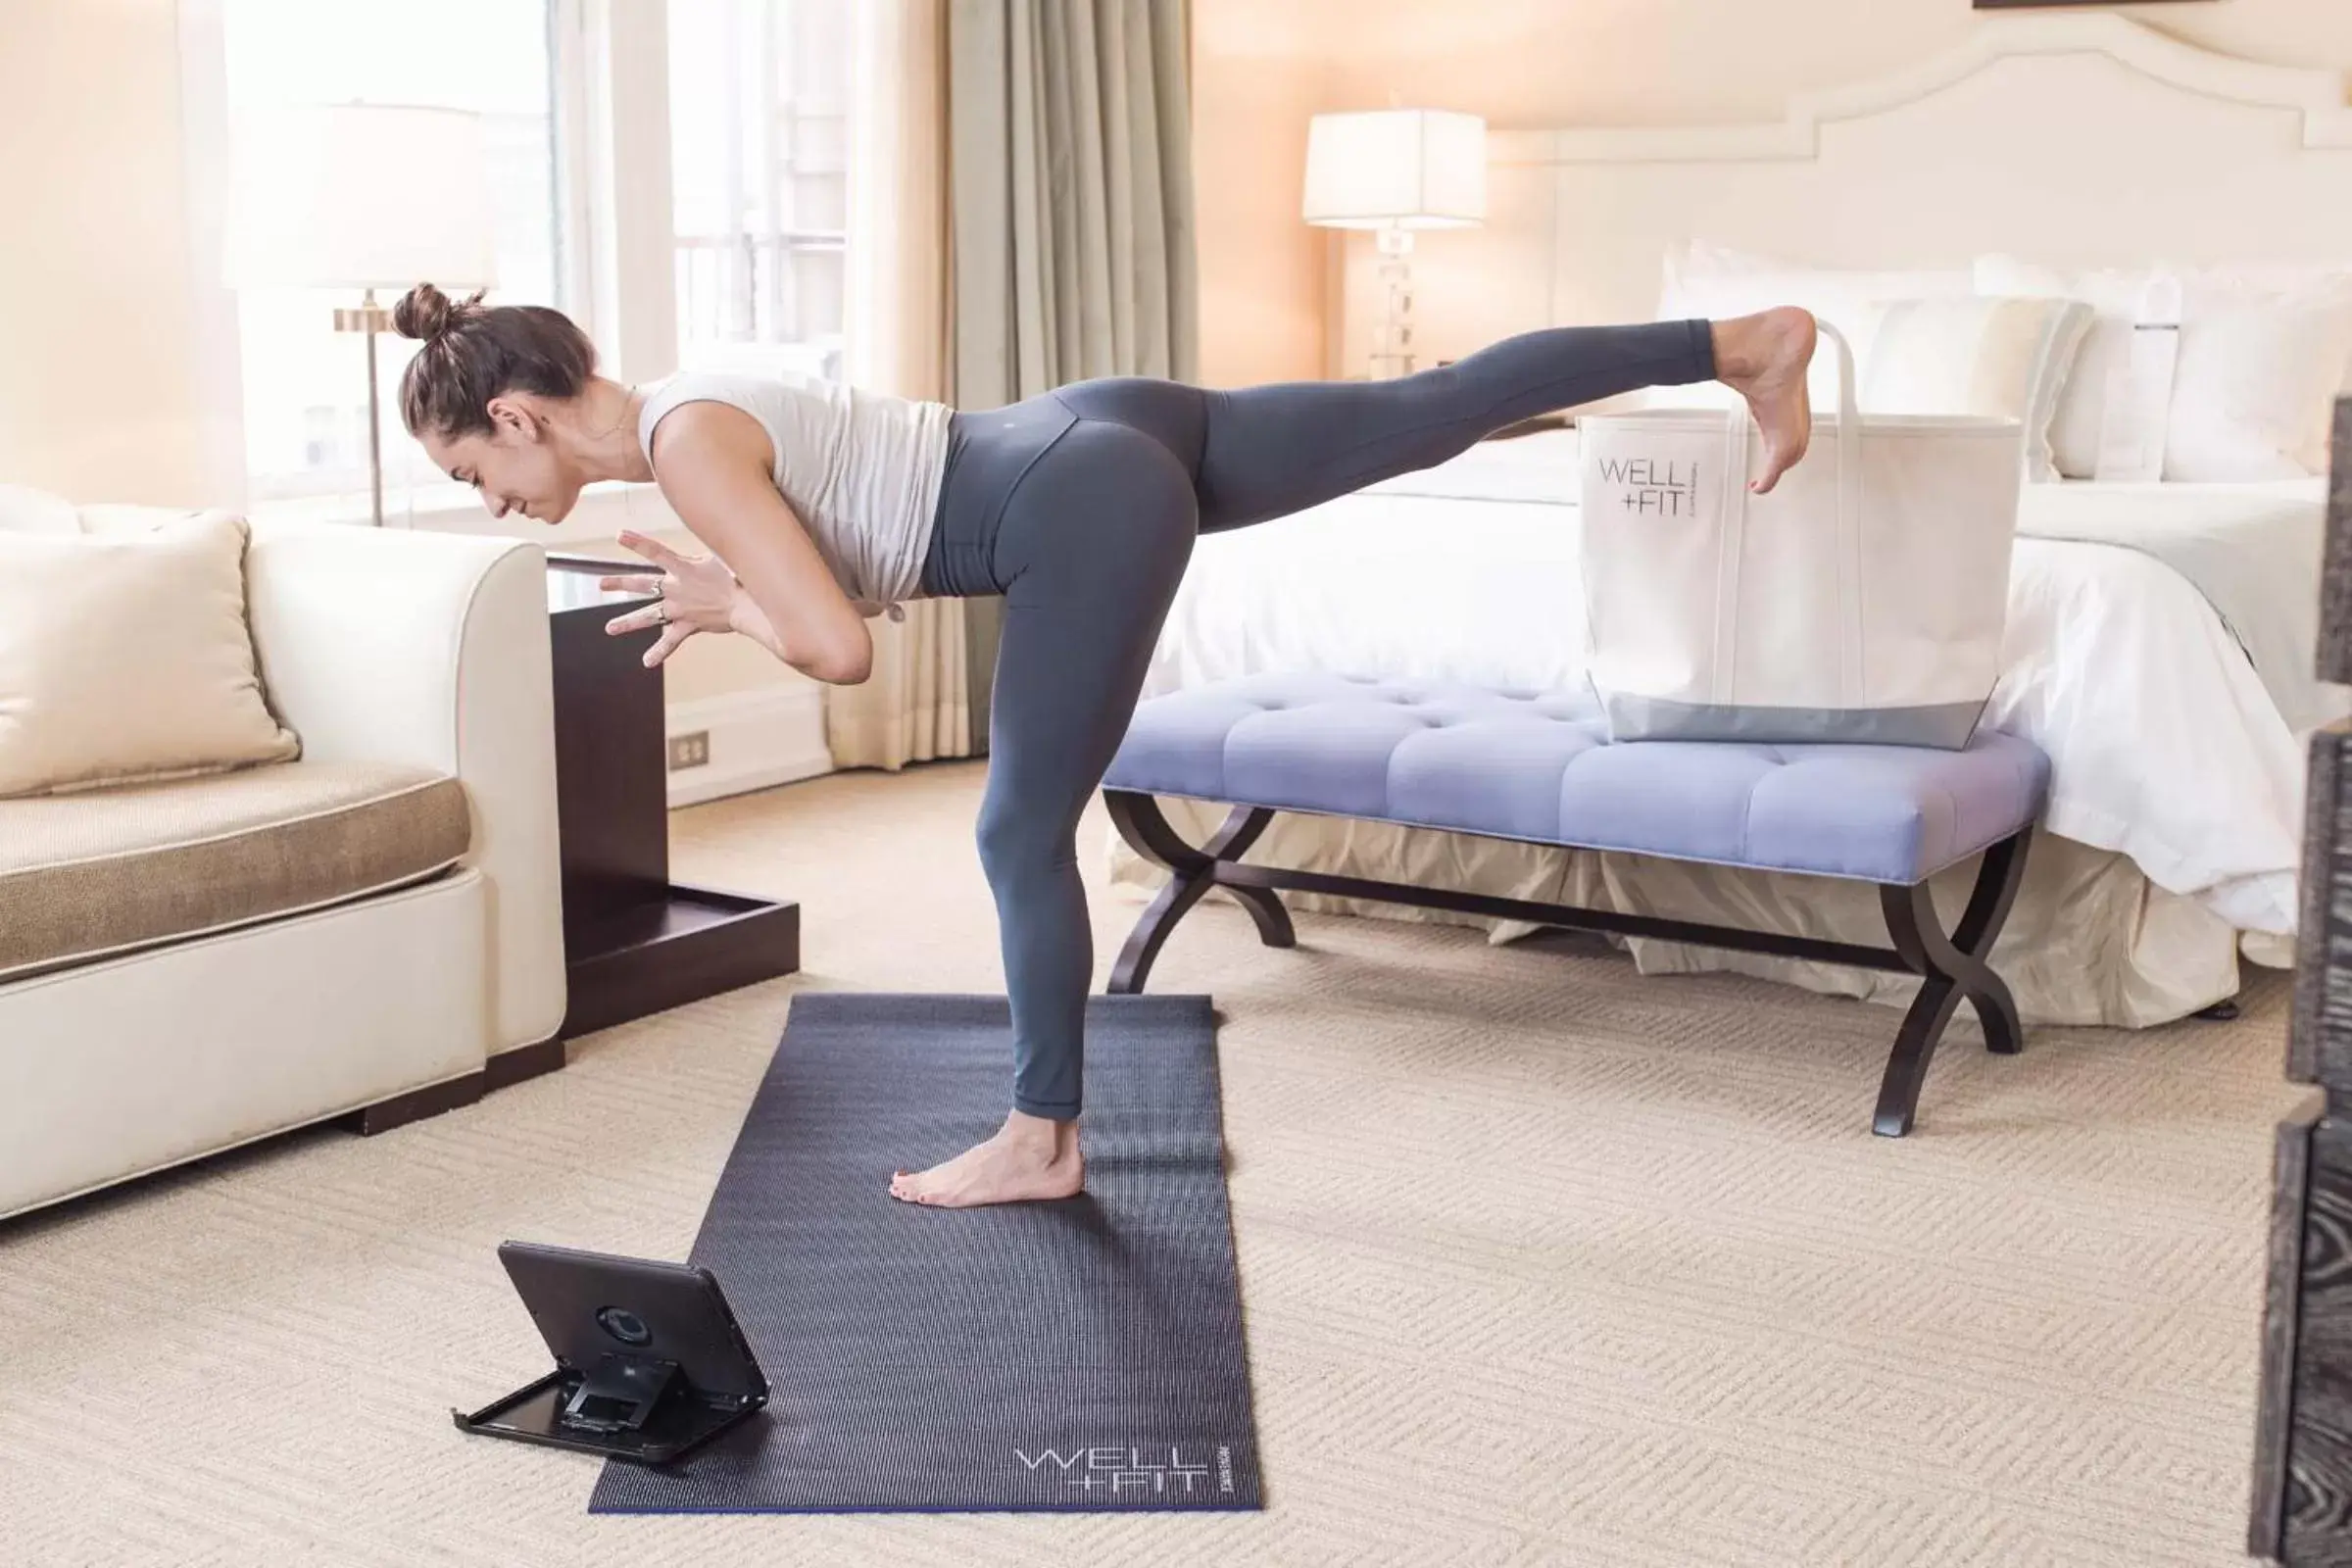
{"left": 0, "top": 760, "right": 469, "bottom": 981}
{"left": 0, "top": 511, "right": 301, "bottom": 798}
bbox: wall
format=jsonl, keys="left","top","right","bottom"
{"left": 0, "top": 0, "right": 218, "bottom": 502}
{"left": 1191, "top": 0, "right": 2352, "bottom": 385}
{"left": 1189, "top": 3, "right": 1338, "bottom": 388}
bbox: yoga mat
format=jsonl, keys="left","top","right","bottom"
{"left": 588, "top": 992, "right": 1262, "bottom": 1514}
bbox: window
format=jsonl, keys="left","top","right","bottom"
{"left": 666, "top": 0, "right": 853, "bottom": 382}
{"left": 195, "top": 0, "right": 860, "bottom": 535}
{"left": 220, "top": 0, "right": 562, "bottom": 504}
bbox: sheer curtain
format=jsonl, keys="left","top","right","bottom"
{"left": 824, "top": 0, "right": 971, "bottom": 770}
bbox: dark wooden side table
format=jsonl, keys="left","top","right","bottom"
{"left": 545, "top": 554, "right": 801, "bottom": 1039}
{"left": 2252, "top": 403, "right": 2352, "bottom": 1564}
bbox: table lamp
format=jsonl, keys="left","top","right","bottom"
{"left": 1301, "top": 109, "right": 1487, "bottom": 380}
{"left": 225, "top": 103, "right": 497, "bottom": 525}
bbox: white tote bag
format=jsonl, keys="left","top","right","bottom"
{"left": 1578, "top": 322, "right": 2025, "bottom": 748}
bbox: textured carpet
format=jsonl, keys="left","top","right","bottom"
{"left": 588, "top": 992, "right": 1259, "bottom": 1514}
{"left": 0, "top": 760, "right": 2305, "bottom": 1567}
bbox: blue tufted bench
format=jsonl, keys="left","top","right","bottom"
{"left": 1099, "top": 671, "right": 2051, "bottom": 1137}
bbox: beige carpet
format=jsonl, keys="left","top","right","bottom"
{"left": 0, "top": 761, "right": 2305, "bottom": 1568}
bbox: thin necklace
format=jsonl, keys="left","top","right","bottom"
{"left": 585, "top": 384, "right": 639, "bottom": 441}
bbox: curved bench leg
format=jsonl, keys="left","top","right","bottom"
{"left": 1872, "top": 969, "right": 1963, "bottom": 1140}
{"left": 1872, "top": 826, "right": 2034, "bottom": 1138}
{"left": 1103, "top": 791, "right": 1294, "bottom": 994}
{"left": 1950, "top": 826, "right": 2032, "bottom": 1057}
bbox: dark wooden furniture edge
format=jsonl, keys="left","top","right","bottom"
{"left": 545, "top": 559, "right": 804, "bottom": 1042}
{"left": 342, "top": 1034, "right": 567, "bottom": 1138}
{"left": 341, "top": 1074, "right": 483, "bottom": 1137}
{"left": 2253, "top": 399, "right": 2352, "bottom": 1565}
{"left": 2290, "top": 733, "right": 2341, "bottom": 1086}
{"left": 1101, "top": 789, "right": 2034, "bottom": 1138}
{"left": 2255, "top": 1092, "right": 2323, "bottom": 1563}
{"left": 559, "top": 889, "right": 802, "bottom": 1040}
{"left": 485, "top": 1034, "right": 568, "bottom": 1091}
{"left": 1972, "top": 0, "right": 2207, "bottom": 9}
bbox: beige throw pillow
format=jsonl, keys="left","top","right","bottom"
{"left": 0, "top": 512, "right": 299, "bottom": 797}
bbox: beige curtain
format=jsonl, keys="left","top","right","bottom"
{"left": 946, "top": 0, "right": 1199, "bottom": 745}
{"left": 825, "top": 0, "right": 973, "bottom": 771}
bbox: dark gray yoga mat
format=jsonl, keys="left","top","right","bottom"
{"left": 588, "top": 991, "right": 1262, "bottom": 1514}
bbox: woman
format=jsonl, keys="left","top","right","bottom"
{"left": 391, "top": 281, "right": 1818, "bottom": 1209}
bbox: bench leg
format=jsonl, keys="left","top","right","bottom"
{"left": 1103, "top": 791, "right": 1295, "bottom": 994}
{"left": 1872, "top": 825, "right": 2034, "bottom": 1138}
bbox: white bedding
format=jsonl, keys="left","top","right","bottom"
{"left": 1143, "top": 429, "right": 2341, "bottom": 941}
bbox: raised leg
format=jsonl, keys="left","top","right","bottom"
{"left": 1104, "top": 791, "right": 1292, "bottom": 994}
{"left": 1872, "top": 827, "right": 2034, "bottom": 1137}
{"left": 1190, "top": 321, "right": 1719, "bottom": 532}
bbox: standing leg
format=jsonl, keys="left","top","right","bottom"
{"left": 890, "top": 419, "right": 1199, "bottom": 1208}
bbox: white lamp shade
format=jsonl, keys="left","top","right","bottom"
{"left": 224, "top": 104, "right": 498, "bottom": 291}
{"left": 1301, "top": 109, "right": 1488, "bottom": 230}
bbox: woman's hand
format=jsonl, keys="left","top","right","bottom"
{"left": 601, "top": 529, "right": 740, "bottom": 668}
{"left": 633, "top": 402, "right": 876, "bottom": 684}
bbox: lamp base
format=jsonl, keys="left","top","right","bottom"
{"left": 1368, "top": 225, "right": 1416, "bottom": 380}
{"left": 330, "top": 287, "right": 386, "bottom": 527}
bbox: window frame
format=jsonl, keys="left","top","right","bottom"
{"left": 181, "top": 0, "right": 696, "bottom": 546}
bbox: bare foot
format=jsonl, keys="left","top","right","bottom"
{"left": 889, "top": 1110, "right": 1085, "bottom": 1208}
{"left": 1711, "top": 307, "right": 1818, "bottom": 494}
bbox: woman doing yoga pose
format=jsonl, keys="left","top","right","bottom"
{"left": 390, "top": 281, "right": 1819, "bottom": 1209}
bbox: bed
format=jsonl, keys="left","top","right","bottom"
{"left": 1107, "top": 14, "right": 2352, "bottom": 1028}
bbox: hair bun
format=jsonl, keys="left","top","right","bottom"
{"left": 392, "top": 282, "right": 453, "bottom": 341}
{"left": 392, "top": 282, "right": 485, "bottom": 342}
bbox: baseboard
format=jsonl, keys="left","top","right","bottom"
{"left": 665, "top": 683, "right": 835, "bottom": 808}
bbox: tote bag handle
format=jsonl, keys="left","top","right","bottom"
{"left": 1822, "top": 321, "right": 1864, "bottom": 708}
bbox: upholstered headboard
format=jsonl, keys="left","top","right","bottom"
{"left": 1333, "top": 13, "right": 2352, "bottom": 373}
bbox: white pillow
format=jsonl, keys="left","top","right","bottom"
{"left": 1859, "top": 296, "right": 2095, "bottom": 482}
{"left": 0, "top": 512, "right": 300, "bottom": 797}
{"left": 2169, "top": 284, "right": 2352, "bottom": 480}
{"left": 1975, "top": 256, "right": 2352, "bottom": 481}
{"left": 1651, "top": 240, "right": 1976, "bottom": 409}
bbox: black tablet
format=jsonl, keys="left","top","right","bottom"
{"left": 453, "top": 1242, "right": 768, "bottom": 1466}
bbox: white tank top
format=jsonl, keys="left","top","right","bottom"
{"left": 635, "top": 369, "right": 954, "bottom": 611}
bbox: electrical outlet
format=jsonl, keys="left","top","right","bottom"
{"left": 667, "top": 730, "right": 710, "bottom": 771}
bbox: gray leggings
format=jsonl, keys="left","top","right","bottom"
{"left": 918, "top": 319, "right": 1716, "bottom": 1119}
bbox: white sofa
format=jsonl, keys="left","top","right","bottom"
{"left": 0, "top": 509, "right": 566, "bottom": 1221}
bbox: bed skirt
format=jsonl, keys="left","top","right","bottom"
{"left": 1102, "top": 802, "right": 2281, "bottom": 1030}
